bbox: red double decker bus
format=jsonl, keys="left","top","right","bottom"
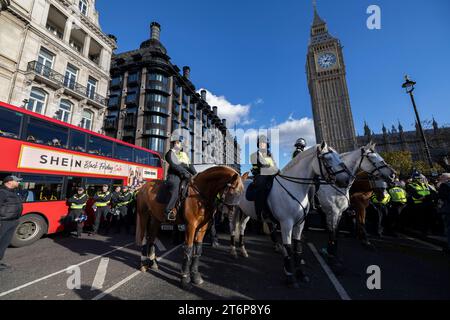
{"left": 0, "top": 101, "right": 163, "bottom": 247}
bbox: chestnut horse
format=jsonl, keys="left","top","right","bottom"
{"left": 350, "top": 171, "right": 378, "bottom": 248}
{"left": 136, "top": 166, "right": 247, "bottom": 289}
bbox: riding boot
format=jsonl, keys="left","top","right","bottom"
{"left": 283, "top": 244, "right": 299, "bottom": 288}
{"left": 190, "top": 242, "right": 204, "bottom": 285}
{"left": 181, "top": 245, "right": 194, "bottom": 289}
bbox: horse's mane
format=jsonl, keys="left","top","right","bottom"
{"left": 193, "top": 166, "right": 243, "bottom": 194}
{"left": 282, "top": 145, "right": 319, "bottom": 173}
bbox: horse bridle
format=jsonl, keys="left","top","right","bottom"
{"left": 189, "top": 175, "right": 240, "bottom": 209}
{"left": 317, "top": 147, "right": 353, "bottom": 184}
{"left": 357, "top": 148, "right": 394, "bottom": 178}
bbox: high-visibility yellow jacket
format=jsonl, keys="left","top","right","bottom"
{"left": 388, "top": 187, "right": 407, "bottom": 204}
{"left": 371, "top": 192, "right": 391, "bottom": 206}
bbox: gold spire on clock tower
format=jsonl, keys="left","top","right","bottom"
{"left": 306, "top": 2, "right": 357, "bottom": 153}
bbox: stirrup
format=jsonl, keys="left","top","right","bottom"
{"left": 166, "top": 210, "right": 176, "bottom": 222}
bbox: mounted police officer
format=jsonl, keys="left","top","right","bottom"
{"left": 115, "top": 186, "right": 133, "bottom": 233}
{"left": 293, "top": 138, "right": 307, "bottom": 158}
{"left": 164, "top": 135, "right": 197, "bottom": 222}
{"left": 66, "top": 187, "right": 88, "bottom": 238}
{"left": 92, "top": 184, "right": 112, "bottom": 235}
{"left": 250, "top": 135, "right": 279, "bottom": 221}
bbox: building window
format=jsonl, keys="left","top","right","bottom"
{"left": 80, "top": 109, "right": 93, "bottom": 130}
{"left": 147, "top": 137, "right": 165, "bottom": 153}
{"left": 56, "top": 99, "right": 72, "bottom": 123}
{"left": 146, "top": 93, "right": 167, "bottom": 104}
{"left": 0, "top": 108, "right": 23, "bottom": 139}
{"left": 79, "top": 0, "right": 88, "bottom": 16}
{"left": 64, "top": 64, "right": 78, "bottom": 90}
{"left": 148, "top": 73, "right": 168, "bottom": 84}
{"left": 128, "top": 72, "right": 139, "bottom": 84}
{"left": 27, "top": 87, "right": 47, "bottom": 114}
{"left": 37, "top": 48, "right": 54, "bottom": 76}
{"left": 86, "top": 77, "right": 97, "bottom": 100}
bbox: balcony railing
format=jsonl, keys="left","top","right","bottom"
{"left": 27, "top": 61, "right": 106, "bottom": 106}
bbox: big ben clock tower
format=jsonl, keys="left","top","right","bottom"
{"left": 306, "top": 4, "right": 357, "bottom": 152}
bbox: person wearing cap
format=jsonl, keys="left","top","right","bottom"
{"left": 437, "top": 173, "right": 450, "bottom": 253}
{"left": 92, "top": 185, "right": 112, "bottom": 235}
{"left": 164, "top": 134, "right": 197, "bottom": 222}
{"left": 115, "top": 186, "right": 133, "bottom": 233}
{"left": 250, "top": 135, "right": 279, "bottom": 221}
{"left": 386, "top": 180, "right": 408, "bottom": 236}
{"left": 0, "top": 176, "right": 23, "bottom": 270}
{"left": 66, "top": 187, "right": 88, "bottom": 238}
{"left": 369, "top": 180, "right": 391, "bottom": 237}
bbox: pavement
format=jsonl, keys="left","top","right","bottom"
{"left": 0, "top": 224, "right": 449, "bottom": 300}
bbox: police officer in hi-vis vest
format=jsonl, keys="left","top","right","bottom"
{"left": 92, "top": 184, "right": 112, "bottom": 235}
{"left": 164, "top": 135, "right": 197, "bottom": 221}
{"left": 250, "top": 135, "right": 279, "bottom": 221}
{"left": 387, "top": 181, "right": 408, "bottom": 236}
{"left": 66, "top": 187, "right": 88, "bottom": 238}
{"left": 406, "top": 172, "right": 434, "bottom": 235}
{"left": 370, "top": 180, "right": 391, "bottom": 237}
{"left": 115, "top": 186, "right": 133, "bottom": 233}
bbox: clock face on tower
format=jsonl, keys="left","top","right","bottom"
{"left": 317, "top": 52, "right": 337, "bottom": 69}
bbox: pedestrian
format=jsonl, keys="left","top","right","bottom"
{"left": 387, "top": 181, "right": 408, "bottom": 236}
{"left": 369, "top": 181, "right": 391, "bottom": 237}
{"left": 92, "top": 185, "right": 112, "bottom": 235}
{"left": 437, "top": 173, "right": 450, "bottom": 254}
{"left": 0, "top": 176, "right": 23, "bottom": 271}
{"left": 66, "top": 187, "right": 88, "bottom": 238}
{"left": 115, "top": 186, "right": 133, "bottom": 234}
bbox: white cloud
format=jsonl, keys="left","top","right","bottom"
{"left": 271, "top": 116, "right": 316, "bottom": 151}
{"left": 197, "top": 88, "right": 252, "bottom": 128}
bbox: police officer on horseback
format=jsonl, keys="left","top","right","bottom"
{"left": 293, "top": 138, "right": 307, "bottom": 158}
{"left": 164, "top": 134, "right": 197, "bottom": 222}
{"left": 250, "top": 135, "right": 279, "bottom": 221}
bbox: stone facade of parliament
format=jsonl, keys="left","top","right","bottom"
{"left": 357, "top": 120, "right": 450, "bottom": 170}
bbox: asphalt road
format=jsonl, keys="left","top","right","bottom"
{"left": 0, "top": 222, "right": 449, "bottom": 300}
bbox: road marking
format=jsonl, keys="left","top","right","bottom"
{"left": 397, "top": 233, "right": 443, "bottom": 251}
{"left": 155, "top": 238, "right": 167, "bottom": 252}
{"left": 91, "top": 258, "right": 110, "bottom": 290}
{"left": 0, "top": 243, "right": 133, "bottom": 298}
{"left": 92, "top": 244, "right": 183, "bottom": 300}
{"left": 307, "top": 242, "right": 351, "bottom": 301}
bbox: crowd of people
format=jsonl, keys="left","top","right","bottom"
{"left": 65, "top": 182, "right": 146, "bottom": 238}
{"left": 363, "top": 171, "right": 450, "bottom": 252}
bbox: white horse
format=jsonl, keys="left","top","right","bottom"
{"left": 317, "top": 143, "right": 396, "bottom": 268}
{"left": 236, "top": 142, "right": 352, "bottom": 288}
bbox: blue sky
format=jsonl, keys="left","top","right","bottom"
{"left": 96, "top": 0, "right": 450, "bottom": 168}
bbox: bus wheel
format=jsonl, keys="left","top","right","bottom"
{"left": 10, "top": 214, "right": 48, "bottom": 248}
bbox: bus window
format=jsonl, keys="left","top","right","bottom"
{"left": 115, "top": 143, "right": 133, "bottom": 162}
{"left": 26, "top": 118, "right": 68, "bottom": 148}
{"left": 85, "top": 178, "right": 113, "bottom": 197}
{"left": 88, "top": 135, "right": 112, "bottom": 157}
{"left": 149, "top": 152, "right": 162, "bottom": 167}
{"left": 66, "top": 177, "right": 83, "bottom": 199}
{"left": 20, "top": 175, "right": 63, "bottom": 202}
{"left": 0, "top": 108, "right": 22, "bottom": 139}
{"left": 135, "top": 149, "right": 149, "bottom": 165}
{"left": 69, "top": 130, "right": 87, "bottom": 153}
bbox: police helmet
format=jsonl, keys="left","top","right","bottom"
{"left": 257, "top": 135, "right": 269, "bottom": 148}
{"left": 170, "top": 134, "right": 184, "bottom": 143}
{"left": 374, "top": 180, "right": 388, "bottom": 189}
{"left": 295, "top": 138, "right": 307, "bottom": 149}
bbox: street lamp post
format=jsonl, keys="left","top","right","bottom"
{"left": 402, "top": 75, "right": 434, "bottom": 170}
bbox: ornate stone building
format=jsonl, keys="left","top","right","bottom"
{"left": 306, "top": 5, "right": 357, "bottom": 152}
{"left": 0, "top": 0, "right": 116, "bottom": 133}
{"left": 104, "top": 22, "right": 241, "bottom": 172}
{"left": 357, "top": 120, "right": 450, "bottom": 169}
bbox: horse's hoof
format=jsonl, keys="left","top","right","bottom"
{"left": 139, "top": 265, "right": 148, "bottom": 273}
{"left": 230, "top": 247, "right": 238, "bottom": 259}
{"left": 274, "top": 243, "right": 283, "bottom": 254}
{"left": 362, "top": 241, "right": 376, "bottom": 251}
{"left": 191, "top": 273, "right": 204, "bottom": 285}
{"left": 150, "top": 260, "right": 159, "bottom": 270}
{"left": 180, "top": 276, "right": 192, "bottom": 290}
{"left": 240, "top": 246, "right": 249, "bottom": 258}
